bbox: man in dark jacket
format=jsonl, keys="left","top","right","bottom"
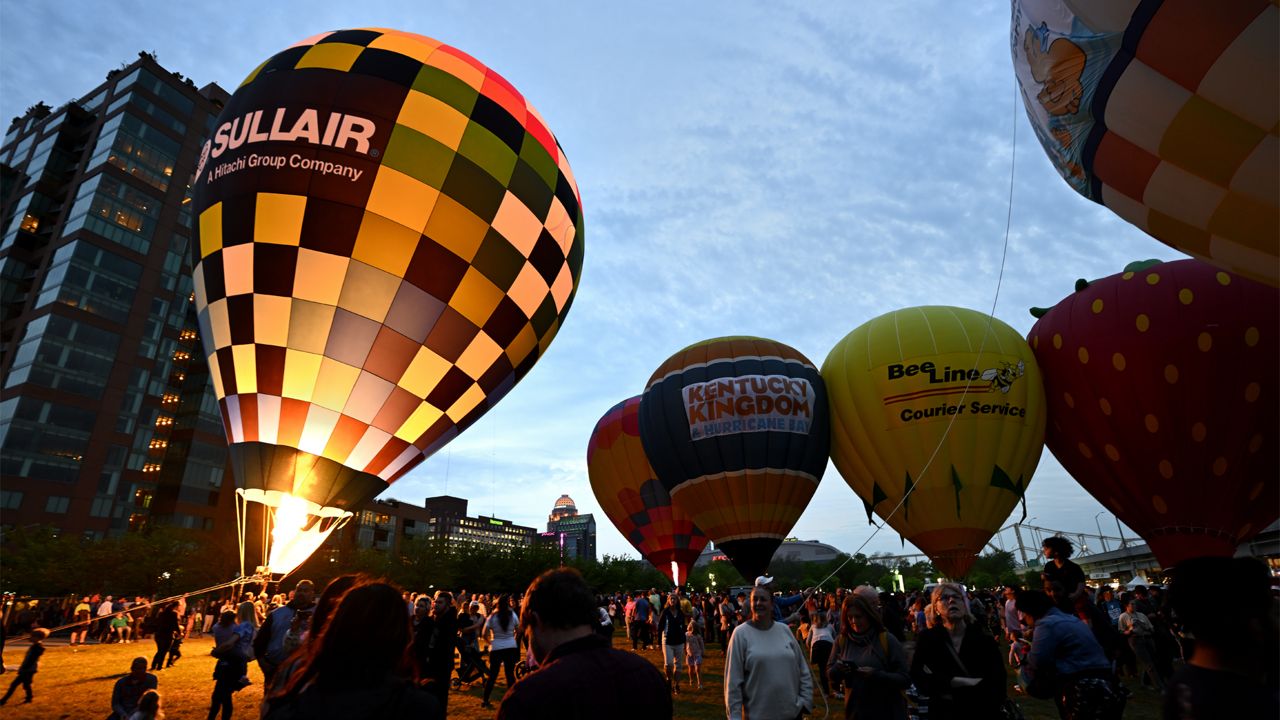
{"left": 149, "top": 604, "right": 181, "bottom": 671}
{"left": 497, "top": 568, "right": 671, "bottom": 719}
{"left": 254, "top": 579, "right": 315, "bottom": 684}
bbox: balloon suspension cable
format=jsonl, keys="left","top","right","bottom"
{"left": 5, "top": 572, "right": 272, "bottom": 644}
{"left": 235, "top": 490, "right": 247, "bottom": 579}
{"left": 816, "top": 80, "right": 1020, "bottom": 591}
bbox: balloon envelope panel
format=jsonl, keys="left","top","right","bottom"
{"left": 588, "top": 397, "right": 709, "bottom": 584}
{"left": 1011, "top": 0, "right": 1278, "bottom": 286}
{"left": 823, "top": 307, "right": 1046, "bottom": 578}
{"left": 639, "top": 337, "right": 829, "bottom": 581}
{"left": 191, "top": 28, "right": 583, "bottom": 507}
{"left": 1029, "top": 260, "right": 1277, "bottom": 566}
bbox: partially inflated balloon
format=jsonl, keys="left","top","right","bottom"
{"left": 639, "top": 337, "right": 829, "bottom": 581}
{"left": 1011, "top": 0, "right": 1278, "bottom": 285}
{"left": 588, "top": 397, "right": 709, "bottom": 585}
{"left": 1029, "top": 259, "right": 1277, "bottom": 567}
{"left": 191, "top": 29, "right": 583, "bottom": 573}
{"left": 823, "top": 307, "right": 1046, "bottom": 578}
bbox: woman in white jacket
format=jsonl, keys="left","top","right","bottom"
{"left": 725, "top": 586, "right": 813, "bottom": 720}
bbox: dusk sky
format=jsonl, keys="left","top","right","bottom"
{"left": 1, "top": 1, "right": 1186, "bottom": 565}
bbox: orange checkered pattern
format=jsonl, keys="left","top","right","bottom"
{"left": 192, "top": 29, "right": 583, "bottom": 485}
{"left": 1086, "top": 1, "right": 1277, "bottom": 285}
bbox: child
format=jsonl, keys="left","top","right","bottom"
{"left": 128, "top": 688, "right": 164, "bottom": 720}
{"left": 684, "top": 619, "right": 704, "bottom": 691}
{"left": 0, "top": 627, "right": 47, "bottom": 705}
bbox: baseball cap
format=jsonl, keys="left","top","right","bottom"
{"left": 754, "top": 575, "right": 774, "bottom": 587}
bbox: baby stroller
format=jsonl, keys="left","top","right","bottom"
{"left": 451, "top": 641, "right": 488, "bottom": 689}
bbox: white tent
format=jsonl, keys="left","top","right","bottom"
{"left": 1125, "top": 575, "right": 1150, "bottom": 589}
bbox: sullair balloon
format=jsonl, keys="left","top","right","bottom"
{"left": 1011, "top": 0, "right": 1278, "bottom": 286}
{"left": 638, "top": 337, "right": 829, "bottom": 581}
{"left": 190, "top": 29, "right": 584, "bottom": 575}
{"left": 823, "top": 307, "right": 1046, "bottom": 578}
{"left": 588, "top": 397, "right": 709, "bottom": 586}
{"left": 1029, "top": 259, "right": 1277, "bottom": 567}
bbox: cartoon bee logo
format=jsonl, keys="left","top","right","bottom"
{"left": 981, "top": 360, "right": 1025, "bottom": 394}
{"left": 195, "top": 139, "right": 211, "bottom": 184}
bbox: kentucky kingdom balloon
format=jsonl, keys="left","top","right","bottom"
{"left": 638, "top": 337, "right": 830, "bottom": 582}
{"left": 190, "top": 29, "right": 583, "bottom": 575}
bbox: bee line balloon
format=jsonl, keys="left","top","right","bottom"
{"left": 823, "top": 307, "right": 1046, "bottom": 579}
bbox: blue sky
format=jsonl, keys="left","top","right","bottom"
{"left": 1, "top": 1, "right": 1184, "bottom": 564}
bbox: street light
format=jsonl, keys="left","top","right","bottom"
{"left": 1094, "top": 512, "right": 1110, "bottom": 553}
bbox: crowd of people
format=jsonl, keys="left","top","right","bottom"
{"left": 0, "top": 536, "right": 1275, "bottom": 719}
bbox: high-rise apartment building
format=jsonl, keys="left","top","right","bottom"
{"left": 0, "top": 53, "right": 231, "bottom": 538}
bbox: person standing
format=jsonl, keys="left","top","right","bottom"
{"left": 910, "top": 583, "right": 1006, "bottom": 719}
{"left": 1119, "top": 597, "right": 1162, "bottom": 691}
{"left": 827, "top": 593, "right": 911, "bottom": 720}
{"left": 98, "top": 596, "right": 116, "bottom": 643}
{"left": 657, "top": 595, "right": 687, "bottom": 694}
{"left": 807, "top": 606, "right": 836, "bottom": 699}
{"left": 419, "top": 590, "right": 459, "bottom": 714}
{"left": 632, "top": 592, "right": 652, "bottom": 650}
{"left": 685, "top": 619, "right": 705, "bottom": 691}
{"left": 149, "top": 603, "right": 180, "bottom": 671}
{"left": 495, "top": 568, "right": 670, "bottom": 719}
{"left": 0, "top": 628, "right": 47, "bottom": 706}
{"left": 718, "top": 593, "right": 737, "bottom": 655}
{"left": 1042, "top": 537, "right": 1088, "bottom": 613}
{"left": 71, "top": 597, "right": 92, "bottom": 649}
{"left": 481, "top": 595, "right": 520, "bottom": 709}
{"left": 725, "top": 586, "right": 814, "bottom": 720}
{"left": 1002, "top": 585, "right": 1025, "bottom": 642}
{"left": 254, "top": 579, "right": 316, "bottom": 685}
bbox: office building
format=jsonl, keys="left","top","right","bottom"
{"left": 0, "top": 53, "right": 231, "bottom": 538}
{"left": 338, "top": 494, "right": 536, "bottom": 555}
{"left": 542, "top": 494, "right": 596, "bottom": 561}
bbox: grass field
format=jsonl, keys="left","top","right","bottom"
{"left": 0, "top": 632, "right": 1165, "bottom": 719}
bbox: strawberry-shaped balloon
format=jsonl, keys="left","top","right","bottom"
{"left": 1029, "top": 259, "right": 1277, "bottom": 567}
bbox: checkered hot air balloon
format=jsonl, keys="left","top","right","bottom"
{"left": 588, "top": 397, "right": 709, "bottom": 586}
{"left": 638, "top": 337, "right": 829, "bottom": 582}
{"left": 1011, "top": 0, "right": 1278, "bottom": 286}
{"left": 191, "top": 29, "right": 583, "bottom": 574}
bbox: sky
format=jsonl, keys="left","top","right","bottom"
{"left": 1, "top": 1, "right": 1186, "bottom": 565}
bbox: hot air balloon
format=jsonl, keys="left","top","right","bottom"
{"left": 1011, "top": 0, "right": 1278, "bottom": 286}
{"left": 1029, "top": 259, "right": 1277, "bottom": 567}
{"left": 638, "top": 337, "right": 829, "bottom": 581}
{"left": 823, "top": 307, "right": 1046, "bottom": 578}
{"left": 588, "top": 397, "right": 710, "bottom": 585}
{"left": 190, "top": 28, "right": 584, "bottom": 575}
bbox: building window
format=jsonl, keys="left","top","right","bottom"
{"left": 45, "top": 495, "right": 70, "bottom": 514}
{"left": 89, "top": 496, "right": 113, "bottom": 518}
{"left": 0, "top": 491, "right": 22, "bottom": 510}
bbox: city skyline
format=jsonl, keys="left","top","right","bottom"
{"left": 3, "top": 2, "right": 1196, "bottom": 565}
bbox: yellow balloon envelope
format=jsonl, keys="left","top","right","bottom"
{"left": 822, "top": 306, "right": 1046, "bottom": 577}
